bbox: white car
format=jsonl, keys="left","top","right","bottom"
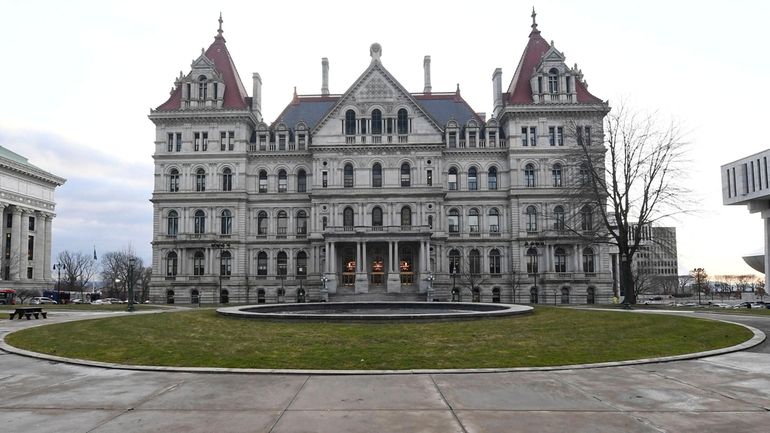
{"left": 30, "top": 297, "right": 57, "bottom": 305}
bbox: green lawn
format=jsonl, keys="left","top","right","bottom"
{"left": 5, "top": 307, "right": 752, "bottom": 370}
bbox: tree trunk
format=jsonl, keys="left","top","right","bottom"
{"left": 620, "top": 258, "right": 636, "bottom": 305}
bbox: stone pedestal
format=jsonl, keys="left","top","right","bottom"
{"left": 355, "top": 273, "right": 368, "bottom": 293}
{"left": 323, "top": 273, "right": 338, "bottom": 294}
{"left": 387, "top": 273, "right": 401, "bottom": 293}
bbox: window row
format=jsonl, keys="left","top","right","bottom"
{"left": 447, "top": 208, "right": 501, "bottom": 233}
{"left": 165, "top": 250, "right": 309, "bottom": 277}
{"left": 168, "top": 168, "right": 234, "bottom": 192}
{"left": 524, "top": 205, "right": 594, "bottom": 232}
{"left": 447, "top": 249, "right": 504, "bottom": 275}
{"left": 519, "top": 125, "right": 592, "bottom": 147}
{"left": 447, "top": 166, "right": 498, "bottom": 191}
{"left": 165, "top": 131, "right": 235, "bottom": 152}
{"left": 523, "top": 163, "right": 591, "bottom": 188}
{"left": 524, "top": 247, "right": 597, "bottom": 274}
{"left": 344, "top": 108, "right": 409, "bottom": 136}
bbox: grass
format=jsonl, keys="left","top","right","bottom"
{"left": 585, "top": 304, "right": 770, "bottom": 316}
{"left": 5, "top": 307, "right": 752, "bottom": 370}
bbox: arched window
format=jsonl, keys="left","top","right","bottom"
{"left": 345, "top": 109, "right": 356, "bottom": 135}
{"left": 553, "top": 206, "right": 565, "bottom": 231}
{"left": 220, "top": 251, "right": 232, "bottom": 276}
{"left": 166, "top": 251, "right": 177, "bottom": 276}
{"left": 548, "top": 68, "right": 559, "bottom": 94}
{"left": 400, "top": 206, "right": 412, "bottom": 229}
{"left": 190, "top": 289, "right": 199, "bottom": 304}
{"left": 276, "top": 251, "right": 287, "bottom": 276}
{"left": 554, "top": 247, "right": 567, "bottom": 273}
{"left": 469, "top": 249, "right": 481, "bottom": 275}
{"left": 524, "top": 164, "right": 535, "bottom": 187}
{"left": 372, "top": 206, "right": 383, "bottom": 228}
{"left": 492, "top": 288, "right": 501, "bottom": 303}
{"left": 296, "top": 251, "right": 307, "bottom": 277}
{"left": 169, "top": 169, "right": 179, "bottom": 192}
{"left": 296, "top": 210, "right": 308, "bottom": 236}
{"left": 166, "top": 289, "right": 175, "bottom": 304}
{"left": 488, "top": 208, "right": 500, "bottom": 233}
{"left": 526, "top": 247, "right": 539, "bottom": 274}
{"left": 581, "top": 206, "right": 593, "bottom": 231}
{"left": 561, "top": 287, "right": 570, "bottom": 304}
{"left": 343, "top": 207, "right": 354, "bottom": 229}
{"left": 488, "top": 167, "right": 498, "bottom": 190}
{"left": 193, "top": 250, "right": 205, "bottom": 275}
{"left": 257, "top": 289, "right": 266, "bottom": 303}
{"left": 583, "top": 247, "right": 595, "bottom": 273}
{"left": 344, "top": 164, "right": 354, "bottom": 188}
{"left": 258, "top": 170, "right": 268, "bottom": 193}
{"left": 468, "top": 208, "right": 480, "bottom": 233}
{"left": 448, "top": 208, "right": 460, "bottom": 233}
{"left": 257, "top": 251, "right": 268, "bottom": 275}
{"left": 195, "top": 168, "right": 206, "bottom": 191}
{"left": 552, "top": 163, "right": 562, "bottom": 187}
{"left": 220, "top": 289, "right": 229, "bottom": 304}
{"left": 167, "top": 210, "right": 179, "bottom": 236}
{"left": 586, "top": 287, "right": 596, "bottom": 304}
{"left": 468, "top": 167, "right": 478, "bottom": 190}
{"left": 449, "top": 249, "right": 461, "bottom": 274}
{"left": 448, "top": 167, "right": 458, "bottom": 190}
{"left": 579, "top": 163, "right": 590, "bottom": 185}
{"left": 530, "top": 287, "right": 538, "bottom": 304}
{"left": 277, "top": 210, "right": 287, "bottom": 236}
{"left": 222, "top": 167, "right": 233, "bottom": 191}
{"left": 257, "top": 211, "right": 268, "bottom": 236}
{"left": 278, "top": 169, "right": 287, "bottom": 192}
{"left": 526, "top": 206, "right": 537, "bottom": 232}
{"left": 371, "top": 109, "right": 382, "bottom": 135}
{"left": 397, "top": 108, "right": 408, "bottom": 134}
{"left": 489, "top": 249, "right": 501, "bottom": 275}
{"left": 220, "top": 209, "right": 232, "bottom": 234}
{"left": 400, "top": 163, "right": 411, "bottom": 187}
{"left": 297, "top": 170, "right": 307, "bottom": 193}
{"left": 194, "top": 210, "right": 206, "bottom": 234}
{"left": 372, "top": 163, "right": 382, "bottom": 187}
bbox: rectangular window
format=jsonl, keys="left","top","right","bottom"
{"left": 28, "top": 235, "right": 34, "bottom": 260}
{"left": 427, "top": 170, "right": 433, "bottom": 186}
{"left": 259, "top": 135, "right": 267, "bottom": 151}
{"left": 175, "top": 133, "right": 182, "bottom": 151}
{"left": 29, "top": 216, "right": 35, "bottom": 231}
{"left": 448, "top": 131, "right": 457, "bottom": 148}
{"left": 202, "top": 132, "right": 208, "bottom": 151}
{"left": 167, "top": 133, "right": 174, "bottom": 152}
{"left": 585, "top": 126, "right": 592, "bottom": 146}
{"left": 194, "top": 132, "right": 201, "bottom": 151}
{"left": 468, "top": 131, "right": 477, "bottom": 147}
{"left": 27, "top": 267, "right": 33, "bottom": 279}
{"left": 521, "top": 127, "right": 528, "bottom": 146}
{"left": 4, "top": 233, "right": 10, "bottom": 259}
{"left": 220, "top": 131, "right": 234, "bottom": 151}
{"left": 278, "top": 135, "right": 286, "bottom": 150}
{"left": 298, "top": 134, "right": 306, "bottom": 149}
{"left": 489, "top": 131, "right": 496, "bottom": 146}
{"left": 557, "top": 127, "right": 564, "bottom": 146}
{"left": 549, "top": 127, "right": 556, "bottom": 146}
{"left": 727, "top": 169, "right": 732, "bottom": 198}
{"left": 751, "top": 161, "right": 756, "bottom": 192}
{"left": 529, "top": 127, "right": 537, "bottom": 146}
{"left": 322, "top": 171, "right": 328, "bottom": 188}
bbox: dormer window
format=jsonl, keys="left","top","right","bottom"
{"left": 548, "top": 68, "right": 559, "bottom": 94}
{"left": 198, "top": 75, "right": 207, "bottom": 100}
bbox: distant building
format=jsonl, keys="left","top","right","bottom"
{"left": 609, "top": 224, "right": 679, "bottom": 296}
{"left": 0, "top": 146, "right": 66, "bottom": 291}
{"left": 148, "top": 12, "right": 615, "bottom": 305}
{"left": 721, "top": 149, "right": 770, "bottom": 280}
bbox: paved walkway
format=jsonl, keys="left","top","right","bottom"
{"left": 1, "top": 309, "right": 769, "bottom": 432}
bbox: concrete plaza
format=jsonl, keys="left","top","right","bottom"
{"left": 1, "top": 310, "right": 769, "bottom": 432}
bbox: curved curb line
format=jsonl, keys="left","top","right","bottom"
{"left": 0, "top": 313, "right": 764, "bottom": 376}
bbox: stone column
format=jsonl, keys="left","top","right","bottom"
{"left": 11, "top": 207, "right": 22, "bottom": 280}
{"left": 34, "top": 212, "right": 45, "bottom": 281}
{"left": 765, "top": 217, "right": 770, "bottom": 291}
{"left": 0, "top": 204, "right": 6, "bottom": 264}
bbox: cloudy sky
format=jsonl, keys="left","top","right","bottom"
{"left": 0, "top": 0, "right": 767, "bottom": 277}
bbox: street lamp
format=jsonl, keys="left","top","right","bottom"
{"left": 211, "top": 242, "right": 230, "bottom": 304}
{"left": 553, "top": 288, "right": 557, "bottom": 306}
{"left": 298, "top": 264, "right": 305, "bottom": 303}
{"left": 511, "top": 270, "right": 517, "bottom": 304}
{"left": 127, "top": 257, "right": 136, "bottom": 312}
{"left": 321, "top": 275, "right": 329, "bottom": 302}
{"left": 426, "top": 272, "right": 434, "bottom": 302}
{"left": 53, "top": 262, "right": 66, "bottom": 304}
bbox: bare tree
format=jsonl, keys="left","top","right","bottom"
{"left": 755, "top": 278, "right": 766, "bottom": 301}
{"left": 139, "top": 267, "right": 152, "bottom": 302}
{"left": 57, "top": 250, "right": 97, "bottom": 301}
{"left": 100, "top": 247, "right": 144, "bottom": 300}
{"left": 678, "top": 274, "right": 693, "bottom": 296}
{"left": 690, "top": 268, "right": 708, "bottom": 304}
{"left": 15, "top": 288, "right": 40, "bottom": 304}
{"left": 567, "top": 103, "right": 689, "bottom": 305}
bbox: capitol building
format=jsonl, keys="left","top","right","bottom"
{"left": 148, "top": 13, "right": 613, "bottom": 305}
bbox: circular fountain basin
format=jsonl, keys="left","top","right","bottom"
{"left": 217, "top": 302, "right": 533, "bottom": 321}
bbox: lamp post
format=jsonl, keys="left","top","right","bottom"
{"left": 524, "top": 241, "right": 544, "bottom": 305}
{"left": 53, "top": 263, "right": 66, "bottom": 304}
{"left": 211, "top": 242, "right": 230, "bottom": 304}
{"left": 692, "top": 267, "right": 705, "bottom": 305}
{"left": 553, "top": 288, "right": 557, "bottom": 306}
{"left": 321, "top": 275, "right": 329, "bottom": 302}
{"left": 511, "top": 270, "right": 517, "bottom": 304}
{"left": 127, "top": 257, "right": 136, "bottom": 312}
{"left": 298, "top": 264, "right": 305, "bottom": 303}
{"left": 426, "top": 272, "right": 434, "bottom": 302}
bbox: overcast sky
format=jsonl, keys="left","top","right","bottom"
{"left": 0, "top": 0, "right": 767, "bottom": 277}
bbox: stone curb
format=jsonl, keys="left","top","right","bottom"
{"left": 0, "top": 309, "right": 764, "bottom": 376}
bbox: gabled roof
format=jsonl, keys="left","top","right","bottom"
{"left": 156, "top": 23, "right": 249, "bottom": 111}
{"left": 414, "top": 93, "right": 483, "bottom": 127}
{"left": 507, "top": 14, "right": 601, "bottom": 105}
{"left": 273, "top": 95, "right": 339, "bottom": 129}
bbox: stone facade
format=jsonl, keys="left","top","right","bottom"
{"left": 0, "top": 146, "right": 65, "bottom": 291}
{"left": 149, "top": 14, "right": 614, "bottom": 305}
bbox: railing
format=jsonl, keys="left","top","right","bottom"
{"left": 325, "top": 224, "right": 431, "bottom": 234}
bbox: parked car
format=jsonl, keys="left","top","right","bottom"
{"left": 101, "top": 298, "right": 124, "bottom": 304}
{"left": 30, "top": 297, "right": 57, "bottom": 305}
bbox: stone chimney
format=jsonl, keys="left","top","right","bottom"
{"left": 492, "top": 68, "right": 502, "bottom": 112}
{"left": 423, "top": 55, "right": 432, "bottom": 94}
{"left": 252, "top": 72, "right": 262, "bottom": 120}
{"left": 321, "top": 57, "right": 330, "bottom": 96}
